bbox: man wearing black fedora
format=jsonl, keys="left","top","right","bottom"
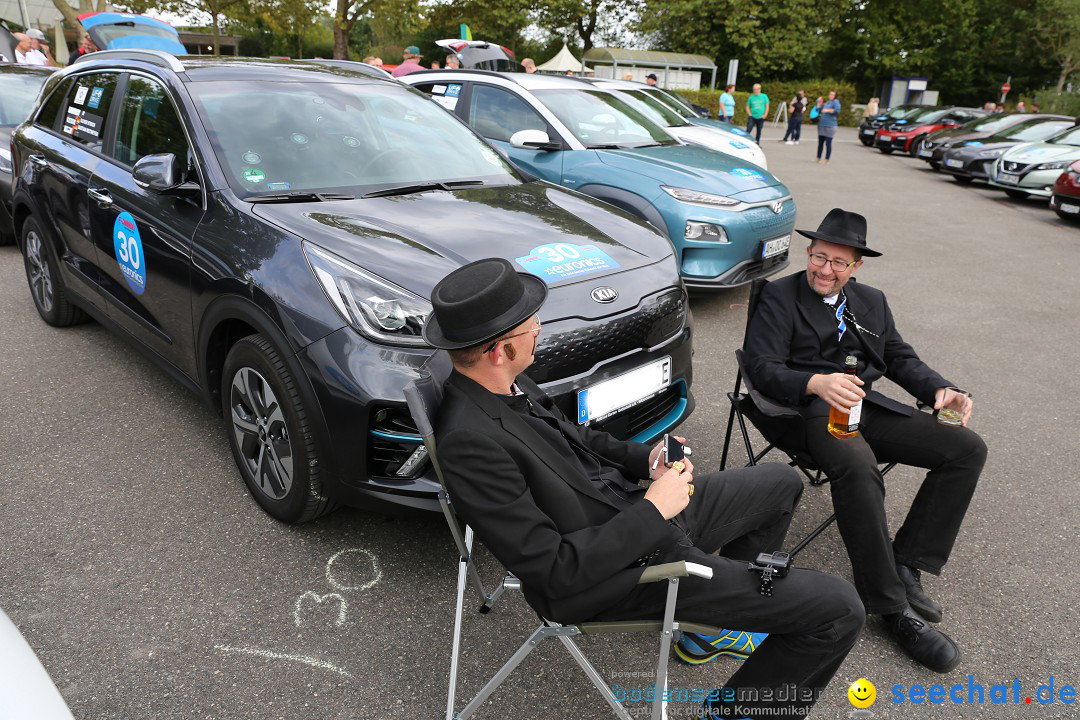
{"left": 425, "top": 257, "right": 865, "bottom": 719}
{"left": 744, "top": 208, "right": 987, "bottom": 673}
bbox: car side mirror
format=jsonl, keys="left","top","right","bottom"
{"left": 133, "top": 153, "right": 199, "bottom": 195}
{"left": 510, "top": 129, "right": 558, "bottom": 151}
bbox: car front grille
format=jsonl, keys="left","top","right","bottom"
{"left": 367, "top": 405, "right": 425, "bottom": 480}
{"left": 591, "top": 383, "right": 684, "bottom": 440}
{"left": 529, "top": 289, "right": 686, "bottom": 384}
{"left": 742, "top": 202, "right": 797, "bottom": 236}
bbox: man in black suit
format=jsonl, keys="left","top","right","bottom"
{"left": 744, "top": 209, "right": 987, "bottom": 674}
{"left": 425, "top": 258, "right": 865, "bottom": 720}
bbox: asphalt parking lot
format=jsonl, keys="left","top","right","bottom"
{"left": 2, "top": 124, "right": 1078, "bottom": 720}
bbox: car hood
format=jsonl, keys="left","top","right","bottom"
{"left": 930, "top": 129, "right": 989, "bottom": 146}
{"left": 947, "top": 140, "right": 1020, "bottom": 158}
{"left": 1002, "top": 142, "right": 1080, "bottom": 164}
{"left": 595, "top": 145, "right": 785, "bottom": 201}
{"left": 251, "top": 182, "right": 672, "bottom": 298}
{"left": 669, "top": 126, "right": 767, "bottom": 168}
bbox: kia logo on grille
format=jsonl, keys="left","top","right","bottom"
{"left": 770, "top": 201, "right": 784, "bottom": 214}
{"left": 590, "top": 287, "right": 618, "bottom": 303}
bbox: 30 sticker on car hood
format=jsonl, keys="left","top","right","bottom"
{"left": 113, "top": 212, "right": 146, "bottom": 295}
{"left": 515, "top": 242, "right": 620, "bottom": 283}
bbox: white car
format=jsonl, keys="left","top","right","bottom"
{"left": 0, "top": 608, "right": 74, "bottom": 719}
{"left": 581, "top": 78, "right": 768, "bottom": 169}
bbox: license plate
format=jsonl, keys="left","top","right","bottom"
{"left": 762, "top": 234, "right": 791, "bottom": 259}
{"left": 919, "top": 148, "right": 932, "bottom": 157}
{"left": 862, "top": 129, "right": 874, "bottom": 136}
{"left": 1061, "top": 202, "right": 1080, "bottom": 214}
{"left": 577, "top": 357, "right": 671, "bottom": 424}
{"left": 997, "top": 172, "right": 1019, "bottom": 185}
{"left": 946, "top": 158, "right": 964, "bottom": 168}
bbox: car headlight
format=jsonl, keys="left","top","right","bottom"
{"left": 685, "top": 221, "right": 728, "bottom": 242}
{"left": 304, "top": 244, "right": 430, "bottom": 346}
{"left": 977, "top": 148, "right": 1004, "bottom": 158}
{"left": 1035, "top": 161, "right": 1068, "bottom": 171}
{"left": 662, "top": 186, "right": 740, "bottom": 207}
{"left": 0, "top": 147, "right": 11, "bottom": 174}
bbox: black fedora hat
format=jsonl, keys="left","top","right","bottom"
{"left": 423, "top": 258, "right": 548, "bottom": 350}
{"left": 796, "top": 208, "right": 882, "bottom": 257}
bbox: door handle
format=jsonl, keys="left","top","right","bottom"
{"left": 87, "top": 188, "right": 114, "bottom": 208}
{"left": 29, "top": 155, "right": 47, "bottom": 168}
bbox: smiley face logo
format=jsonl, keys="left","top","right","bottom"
{"left": 848, "top": 678, "right": 876, "bottom": 708}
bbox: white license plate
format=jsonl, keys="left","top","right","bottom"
{"left": 1061, "top": 202, "right": 1080, "bottom": 214}
{"left": 577, "top": 357, "right": 671, "bottom": 424}
{"left": 862, "top": 129, "right": 875, "bottom": 135}
{"left": 997, "top": 172, "right": 1019, "bottom": 184}
{"left": 946, "top": 158, "right": 964, "bottom": 168}
{"left": 762, "top": 234, "right": 791, "bottom": 259}
{"left": 919, "top": 148, "right": 933, "bottom": 157}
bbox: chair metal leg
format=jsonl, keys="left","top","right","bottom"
{"left": 652, "top": 577, "right": 681, "bottom": 720}
{"left": 720, "top": 401, "right": 739, "bottom": 471}
{"left": 446, "top": 531, "right": 472, "bottom": 720}
{"left": 734, "top": 407, "right": 759, "bottom": 467}
{"left": 556, "top": 632, "right": 634, "bottom": 720}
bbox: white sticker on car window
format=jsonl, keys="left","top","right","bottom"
{"left": 433, "top": 96, "right": 458, "bottom": 111}
{"left": 73, "top": 86, "right": 89, "bottom": 106}
{"left": 432, "top": 85, "right": 447, "bottom": 95}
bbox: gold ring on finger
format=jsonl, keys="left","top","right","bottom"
{"left": 687, "top": 483, "right": 694, "bottom": 497}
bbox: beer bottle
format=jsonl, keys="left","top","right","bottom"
{"left": 827, "top": 355, "right": 861, "bottom": 439}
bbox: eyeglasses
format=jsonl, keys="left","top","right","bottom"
{"left": 808, "top": 252, "right": 858, "bottom": 272}
{"left": 484, "top": 316, "right": 541, "bottom": 353}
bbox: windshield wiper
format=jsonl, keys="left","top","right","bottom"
{"left": 586, "top": 144, "right": 622, "bottom": 149}
{"left": 248, "top": 192, "right": 355, "bottom": 204}
{"left": 362, "top": 180, "right": 484, "bottom": 199}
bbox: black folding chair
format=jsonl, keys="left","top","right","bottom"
{"left": 404, "top": 352, "right": 726, "bottom": 720}
{"left": 719, "top": 278, "right": 896, "bottom": 557}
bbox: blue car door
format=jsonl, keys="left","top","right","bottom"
{"left": 461, "top": 83, "right": 564, "bottom": 183}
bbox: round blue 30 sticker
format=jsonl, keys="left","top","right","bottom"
{"left": 113, "top": 211, "right": 146, "bottom": 295}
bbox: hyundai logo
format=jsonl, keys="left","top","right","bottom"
{"left": 590, "top": 287, "right": 618, "bottom": 303}
{"left": 770, "top": 201, "right": 784, "bottom": 214}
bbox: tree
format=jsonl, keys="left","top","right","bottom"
{"left": 155, "top": 0, "right": 250, "bottom": 54}
{"left": 50, "top": 0, "right": 106, "bottom": 44}
{"left": 331, "top": 0, "right": 424, "bottom": 60}
{"left": 534, "top": 0, "right": 639, "bottom": 54}
{"left": 1035, "top": 0, "right": 1080, "bottom": 91}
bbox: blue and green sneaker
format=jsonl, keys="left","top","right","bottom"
{"left": 674, "top": 629, "right": 767, "bottom": 664}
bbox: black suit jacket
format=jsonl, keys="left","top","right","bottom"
{"left": 745, "top": 271, "right": 951, "bottom": 419}
{"left": 435, "top": 371, "right": 681, "bottom": 623}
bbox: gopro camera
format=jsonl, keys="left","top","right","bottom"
{"left": 747, "top": 551, "right": 791, "bottom": 597}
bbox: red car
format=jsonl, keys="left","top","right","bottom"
{"left": 1049, "top": 159, "right": 1080, "bottom": 220}
{"left": 875, "top": 106, "right": 986, "bottom": 156}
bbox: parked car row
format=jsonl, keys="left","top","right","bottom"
{"left": 2, "top": 51, "right": 796, "bottom": 522}
{"left": 861, "top": 103, "right": 1080, "bottom": 222}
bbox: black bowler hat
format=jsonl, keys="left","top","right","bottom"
{"left": 796, "top": 208, "right": 882, "bottom": 257}
{"left": 423, "top": 258, "right": 548, "bottom": 350}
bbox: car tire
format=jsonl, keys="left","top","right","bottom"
{"left": 929, "top": 161, "right": 941, "bottom": 172}
{"left": 1005, "top": 189, "right": 1029, "bottom": 200}
{"left": 860, "top": 137, "right": 873, "bottom": 146}
{"left": 952, "top": 175, "right": 973, "bottom": 184}
{"left": 21, "top": 217, "right": 87, "bottom": 327}
{"left": 221, "top": 334, "right": 334, "bottom": 523}
{"left": 908, "top": 136, "right": 925, "bottom": 158}
{"left": 1055, "top": 208, "right": 1080, "bottom": 221}
{"left": 878, "top": 148, "right": 893, "bottom": 155}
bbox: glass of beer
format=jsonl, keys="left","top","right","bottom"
{"left": 937, "top": 390, "right": 971, "bottom": 426}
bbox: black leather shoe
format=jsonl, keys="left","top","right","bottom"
{"left": 885, "top": 608, "right": 961, "bottom": 673}
{"left": 896, "top": 563, "right": 943, "bottom": 623}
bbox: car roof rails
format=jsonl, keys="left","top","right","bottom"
{"left": 72, "top": 49, "right": 186, "bottom": 73}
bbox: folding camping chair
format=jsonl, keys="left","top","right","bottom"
{"left": 719, "top": 277, "right": 896, "bottom": 557}
{"left": 403, "top": 351, "right": 727, "bottom": 720}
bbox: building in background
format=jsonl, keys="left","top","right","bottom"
{"left": 584, "top": 47, "right": 717, "bottom": 91}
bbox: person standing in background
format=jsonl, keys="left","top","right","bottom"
{"left": 816, "top": 90, "right": 841, "bottom": 164}
{"left": 719, "top": 84, "right": 736, "bottom": 123}
{"left": 863, "top": 97, "right": 880, "bottom": 119}
{"left": 1016, "top": 101, "right": 1027, "bottom": 113}
{"left": 783, "top": 90, "right": 807, "bottom": 145}
{"left": 745, "top": 84, "right": 769, "bottom": 142}
{"left": 445, "top": 54, "right": 460, "bottom": 69}
{"left": 391, "top": 46, "right": 424, "bottom": 77}
{"left": 646, "top": 73, "right": 659, "bottom": 86}
{"left": 521, "top": 58, "right": 536, "bottom": 73}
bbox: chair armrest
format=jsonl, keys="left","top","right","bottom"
{"left": 637, "top": 561, "right": 714, "bottom": 584}
{"left": 735, "top": 349, "right": 801, "bottom": 419}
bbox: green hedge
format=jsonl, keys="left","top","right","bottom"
{"left": 677, "top": 80, "right": 860, "bottom": 127}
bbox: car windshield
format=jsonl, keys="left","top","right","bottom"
{"left": 0, "top": 71, "right": 50, "bottom": 128}
{"left": 532, "top": 89, "right": 677, "bottom": 148}
{"left": 89, "top": 22, "right": 179, "bottom": 47}
{"left": 615, "top": 88, "right": 688, "bottom": 127}
{"left": 885, "top": 105, "right": 921, "bottom": 119}
{"left": 189, "top": 81, "right": 518, "bottom": 196}
{"left": 964, "top": 114, "right": 1023, "bottom": 133}
{"left": 645, "top": 88, "right": 695, "bottom": 118}
{"left": 903, "top": 107, "right": 948, "bottom": 124}
{"left": 1048, "top": 125, "right": 1080, "bottom": 146}
{"left": 989, "top": 119, "right": 1074, "bottom": 142}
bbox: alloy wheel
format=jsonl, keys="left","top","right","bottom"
{"left": 25, "top": 230, "right": 54, "bottom": 314}
{"left": 229, "top": 367, "right": 294, "bottom": 500}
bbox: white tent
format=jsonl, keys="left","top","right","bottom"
{"left": 536, "top": 42, "right": 591, "bottom": 74}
